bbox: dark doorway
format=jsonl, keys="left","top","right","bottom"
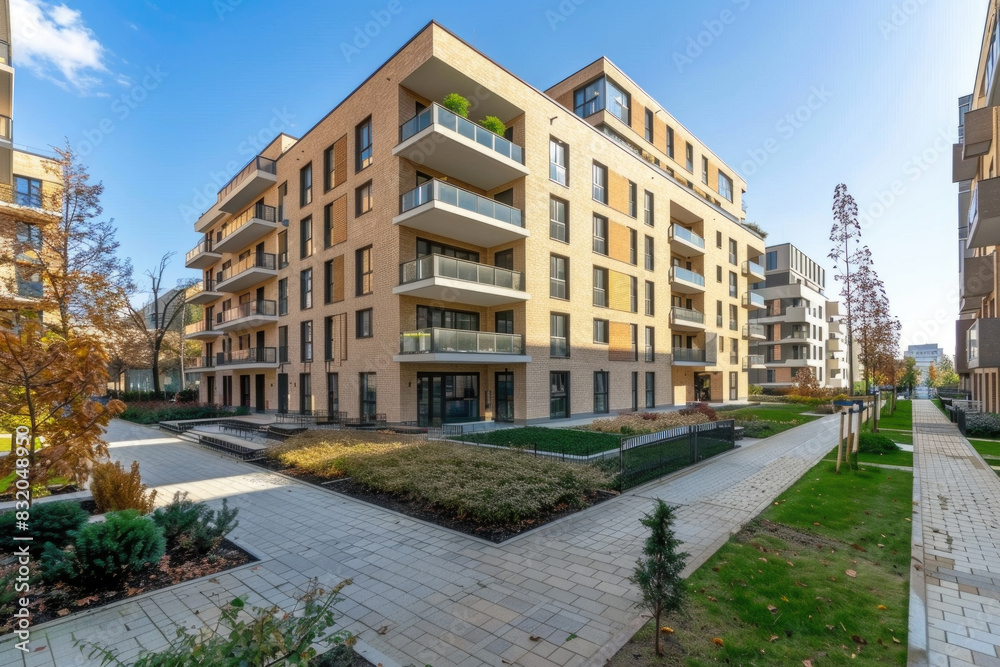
{"left": 277, "top": 373, "right": 288, "bottom": 413}
{"left": 239, "top": 375, "right": 250, "bottom": 407}
{"left": 416, "top": 373, "right": 479, "bottom": 427}
{"left": 495, "top": 372, "right": 514, "bottom": 423}
{"left": 255, "top": 374, "right": 265, "bottom": 412}
{"left": 695, "top": 373, "right": 712, "bottom": 402}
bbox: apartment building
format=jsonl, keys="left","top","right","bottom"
{"left": 953, "top": 0, "right": 1000, "bottom": 412}
{"left": 0, "top": 0, "right": 62, "bottom": 316}
{"left": 747, "top": 243, "right": 850, "bottom": 390}
{"left": 183, "top": 21, "right": 766, "bottom": 425}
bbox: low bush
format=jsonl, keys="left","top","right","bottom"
{"left": 858, "top": 432, "right": 899, "bottom": 455}
{"left": 91, "top": 461, "right": 157, "bottom": 514}
{"left": 442, "top": 93, "right": 470, "bottom": 117}
{"left": 966, "top": 413, "right": 1000, "bottom": 438}
{"left": 748, "top": 384, "right": 763, "bottom": 396}
{"left": 679, "top": 402, "right": 718, "bottom": 421}
{"left": 175, "top": 388, "right": 199, "bottom": 403}
{"left": 587, "top": 412, "right": 708, "bottom": 436}
{"left": 738, "top": 419, "right": 783, "bottom": 438}
{"left": 0, "top": 501, "right": 88, "bottom": 553}
{"left": 458, "top": 426, "right": 621, "bottom": 455}
{"left": 152, "top": 491, "right": 239, "bottom": 557}
{"left": 118, "top": 402, "right": 249, "bottom": 424}
{"left": 41, "top": 510, "right": 165, "bottom": 589}
{"left": 479, "top": 115, "right": 505, "bottom": 135}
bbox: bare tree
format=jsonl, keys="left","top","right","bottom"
{"left": 829, "top": 184, "right": 863, "bottom": 393}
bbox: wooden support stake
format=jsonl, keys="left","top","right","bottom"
{"left": 845, "top": 408, "right": 854, "bottom": 471}
{"left": 836, "top": 410, "right": 845, "bottom": 473}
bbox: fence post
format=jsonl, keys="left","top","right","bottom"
{"left": 619, "top": 435, "right": 625, "bottom": 491}
{"left": 689, "top": 424, "right": 698, "bottom": 464}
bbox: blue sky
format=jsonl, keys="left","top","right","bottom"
{"left": 11, "top": 0, "right": 986, "bottom": 356}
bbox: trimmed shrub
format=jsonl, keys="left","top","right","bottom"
{"left": 480, "top": 115, "right": 505, "bottom": 135}
{"left": 738, "top": 419, "right": 779, "bottom": 438}
{"left": 442, "top": 93, "right": 470, "bottom": 118}
{"left": 858, "top": 432, "right": 899, "bottom": 455}
{"left": 966, "top": 413, "right": 1000, "bottom": 438}
{"left": 176, "top": 388, "right": 199, "bottom": 403}
{"left": 91, "top": 461, "right": 157, "bottom": 514}
{"left": 748, "top": 384, "right": 763, "bottom": 396}
{"left": 152, "top": 491, "right": 239, "bottom": 557}
{"left": 0, "top": 501, "right": 88, "bottom": 553}
{"left": 119, "top": 401, "right": 249, "bottom": 424}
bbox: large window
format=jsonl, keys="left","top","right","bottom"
{"left": 327, "top": 373, "right": 339, "bottom": 415}
{"left": 630, "top": 229, "right": 638, "bottom": 265}
{"left": 550, "top": 313, "right": 569, "bottom": 358}
{"left": 417, "top": 238, "right": 479, "bottom": 261}
{"left": 594, "top": 318, "right": 609, "bottom": 344}
{"left": 495, "top": 310, "right": 514, "bottom": 334}
{"left": 300, "top": 321, "right": 313, "bottom": 362}
{"left": 549, "top": 138, "right": 568, "bottom": 186}
{"left": 719, "top": 172, "right": 734, "bottom": 202}
{"left": 355, "top": 181, "right": 373, "bottom": 216}
{"left": 645, "top": 326, "right": 655, "bottom": 362}
{"left": 645, "top": 280, "right": 655, "bottom": 316}
{"left": 300, "top": 268, "right": 312, "bottom": 310}
{"left": 323, "top": 259, "right": 335, "bottom": 304}
{"left": 417, "top": 306, "right": 479, "bottom": 330}
{"left": 299, "top": 374, "right": 312, "bottom": 414}
{"left": 593, "top": 215, "right": 608, "bottom": 255}
{"left": 729, "top": 271, "right": 738, "bottom": 298}
{"left": 14, "top": 176, "right": 42, "bottom": 208}
{"left": 550, "top": 372, "right": 569, "bottom": 419}
{"left": 356, "top": 308, "right": 372, "bottom": 338}
{"left": 606, "top": 78, "right": 630, "bottom": 123}
{"left": 766, "top": 251, "right": 778, "bottom": 271}
{"left": 645, "top": 372, "right": 655, "bottom": 408}
{"left": 278, "top": 325, "right": 288, "bottom": 362}
{"left": 356, "top": 117, "right": 372, "bottom": 171}
{"left": 355, "top": 246, "right": 373, "bottom": 296}
{"left": 300, "top": 163, "right": 312, "bottom": 206}
{"left": 593, "top": 267, "right": 608, "bottom": 307}
{"left": 278, "top": 278, "right": 288, "bottom": 315}
{"left": 16, "top": 222, "right": 42, "bottom": 249}
{"left": 594, "top": 372, "right": 609, "bottom": 414}
{"left": 550, "top": 196, "right": 568, "bottom": 242}
{"left": 645, "top": 236, "right": 654, "bottom": 271}
{"left": 550, "top": 255, "right": 568, "bottom": 299}
{"left": 323, "top": 203, "right": 334, "bottom": 248}
{"left": 300, "top": 216, "right": 312, "bottom": 258}
{"left": 360, "top": 373, "right": 377, "bottom": 419}
{"left": 573, "top": 78, "right": 603, "bottom": 117}
{"left": 729, "top": 239, "right": 738, "bottom": 265}
{"left": 644, "top": 190, "right": 654, "bottom": 226}
{"left": 277, "top": 230, "right": 288, "bottom": 268}
{"left": 592, "top": 163, "right": 608, "bottom": 204}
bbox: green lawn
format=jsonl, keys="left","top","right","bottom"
{"left": 612, "top": 462, "right": 912, "bottom": 666}
{"left": 722, "top": 404, "right": 821, "bottom": 438}
{"left": 877, "top": 400, "right": 912, "bottom": 430}
{"left": 969, "top": 439, "right": 1000, "bottom": 459}
{"left": 878, "top": 429, "right": 913, "bottom": 446}
{"left": 822, "top": 446, "right": 913, "bottom": 468}
{"left": 456, "top": 426, "right": 621, "bottom": 456}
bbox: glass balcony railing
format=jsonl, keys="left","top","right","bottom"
{"left": 743, "top": 355, "right": 765, "bottom": 369}
{"left": 743, "top": 323, "right": 765, "bottom": 338}
{"left": 185, "top": 239, "right": 217, "bottom": 263}
{"left": 216, "top": 253, "right": 277, "bottom": 284}
{"left": 216, "top": 203, "right": 277, "bottom": 244}
{"left": 400, "top": 179, "right": 524, "bottom": 228}
{"left": 670, "top": 266, "right": 705, "bottom": 286}
{"left": 216, "top": 299, "right": 277, "bottom": 325}
{"left": 186, "top": 280, "right": 218, "bottom": 298}
{"left": 0, "top": 116, "right": 11, "bottom": 142}
{"left": 398, "top": 328, "right": 525, "bottom": 355}
{"left": 216, "top": 347, "right": 277, "bottom": 366}
{"left": 670, "top": 306, "right": 704, "bottom": 325}
{"left": 669, "top": 224, "right": 705, "bottom": 248}
{"left": 672, "top": 347, "right": 708, "bottom": 363}
{"left": 16, "top": 279, "right": 43, "bottom": 298}
{"left": 0, "top": 40, "right": 9, "bottom": 66}
{"left": 216, "top": 156, "right": 276, "bottom": 204}
{"left": 743, "top": 259, "right": 764, "bottom": 276}
{"left": 400, "top": 254, "right": 525, "bottom": 291}
{"left": 399, "top": 103, "right": 524, "bottom": 164}
{"left": 743, "top": 292, "right": 765, "bottom": 308}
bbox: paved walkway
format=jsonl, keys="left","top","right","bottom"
{"left": 910, "top": 400, "right": 1000, "bottom": 667}
{"left": 2, "top": 415, "right": 840, "bottom": 667}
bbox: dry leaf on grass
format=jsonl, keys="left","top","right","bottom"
{"left": 846, "top": 569, "right": 858, "bottom": 578}
{"left": 713, "top": 637, "right": 724, "bottom": 646}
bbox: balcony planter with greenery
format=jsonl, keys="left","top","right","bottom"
{"left": 479, "top": 115, "right": 505, "bottom": 136}
{"left": 442, "top": 93, "right": 470, "bottom": 118}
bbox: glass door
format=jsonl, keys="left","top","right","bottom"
{"left": 495, "top": 372, "right": 514, "bottom": 422}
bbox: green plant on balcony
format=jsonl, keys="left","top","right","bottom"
{"left": 479, "top": 115, "right": 505, "bottom": 136}
{"left": 442, "top": 93, "right": 470, "bottom": 118}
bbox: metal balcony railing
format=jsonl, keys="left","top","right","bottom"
{"left": 216, "top": 203, "right": 277, "bottom": 244}
{"left": 216, "top": 156, "right": 277, "bottom": 204}
{"left": 216, "top": 347, "right": 277, "bottom": 366}
{"left": 216, "top": 299, "right": 277, "bottom": 325}
{"left": 185, "top": 239, "right": 217, "bottom": 263}
{"left": 216, "top": 253, "right": 277, "bottom": 285}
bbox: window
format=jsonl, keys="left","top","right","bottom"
{"left": 301, "top": 321, "right": 313, "bottom": 362}
{"left": 666, "top": 127, "right": 674, "bottom": 158}
{"left": 645, "top": 280, "right": 655, "bottom": 316}
{"left": 323, "top": 260, "right": 334, "bottom": 304}
{"left": 324, "top": 317, "right": 334, "bottom": 360}
{"left": 628, "top": 181, "right": 637, "bottom": 218}
{"left": 356, "top": 308, "right": 372, "bottom": 338}
{"left": 594, "top": 372, "right": 609, "bottom": 414}
{"left": 278, "top": 326, "right": 288, "bottom": 362}
{"left": 323, "top": 204, "right": 333, "bottom": 248}
{"left": 300, "top": 163, "right": 312, "bottom": 206}
{"left": 593, "top": 215, "right": 608, "bottom": 255}
{"left": 645, "top": 108, "right": 654, "bottom": 142}
{"left": 278, "top": 230, "right": 288, "bottom": 268}
{"left": 606, "top": 78, "right": 630, "bottom": 124}
{"left": 730, "top": 372, "right": 738, "bottom": 401}
{"left": 716, "top": 265, "right": 723, "bottom": 283}
{"left": 730, "top": 304, "right": 739, "bottom": 330}
{"left": 15, "top": 222, "right": 42, "bottom": 249}
{"left": 716, "top": 231, "right": 723, "bottom": 248}
{"left": 765, "top": 250, "right": 778, "bottom": 270}
{"left": 574, "top": 78, "right": 602, "bottom": 117}
{"left": 278, "top": 278, "right": 288, "bottom": 315}
{"left": 593, "top": 267, "right": 608, "bottom": 307}
{"left": 355, "top": 246, "right": 373, "bottom": 296}
{"left": 550, "top": 372, "right": 569, "bottom": 419}
{"left": 645, "top": 236, "right": 654, "bottom": 270}
{"left": 300, "top": 216, "right": 312, "bottom": 258}
{"left": 630, "top": 276, "right": 638, "bottom": 313}
{"left": 729, "top": 271, "right": 738, "bottom": 298}
{"left": 729, "top": 239, "right": 738, "bottom": 265}
{"left": 356, "top": 117, "right": 372, "bottom": 171}
{"left": 645, "top": 372, "right": 655, "bottom": 408}
{"left": 645, "top": 327, "right": 655, "bottom": 362}
{"left": 644, "top": 191, "right": 654, "bottom": 226}
{"left": 594, "top": 318, "right": 609, "bottom": 344}
{"left": 277, "top": 181, "right": 287, "bottom": 224}
{"left": 718, "top": 172, "right": 734, "bottom": 202}
{"left": 717, "top": 300, "right": 723, "bottom": 327}
{"left": 299, "top": 374, "right": 312, "bottom": 414}
{"left": 631, "top": 324, "right": 639, "bottom": 361}
{"left": 14, "top": 176, "right": 42, "bottom": 208}
{"left": 731, "top": 338, "right": 739, "bottom": 364}
{"left": 685, "top": 143, "right": 694, "bottom": 172}
{"left": 360, "top": 373, "right": 376, "bottom": 419}
{"left": 550, "top": 255, "right": 568, "bottom": 299}
{"left": 323, "top": 143, "right": 336, "bottom": 192}
{"left": 327, "top": 373, "right": 339, "bottom": 414}
{"left": 701, "top": 156, "right": 709, "bottom": 184}
{"left": 550, "top": 313, "right": 569, "bottom": 358}
{"left": 493, "top": 249, "right": 513, "bottom": 271}
{"left": 549, "top": 139, "right": 568, "bottom": 186}
{"left": 496, "top": 310, "right": 514, "bottom": 334}
{"left": 355, "top": 181, "right": 373, "bottom": 216}
{"left": 300, "top": 268, "right": 313, "bottom": 309}
{"left": 766, "top": 369, "right": 775, "bottom": 383}
{"left": 550, "top": 196, "right": 568, "bottom": 242}
{"left": 592, "top": 163, "right": 608, "bottom": 204}
{"left": 417, "top": 238, "right": 479, "bottom": 261}
{"left": 629, "top": 229, "right": 638, "bottom": 265}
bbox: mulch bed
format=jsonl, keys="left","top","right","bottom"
{"left": 1, "top": 538, "right": 256, "bottom": 633}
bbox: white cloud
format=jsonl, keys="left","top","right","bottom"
{"left": 10, "top": 0, "right": 108, "bottom": 92}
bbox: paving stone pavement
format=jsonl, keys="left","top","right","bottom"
{"left": 1, "top": 414, "right": 841, "bottom": 667}
{"left": 909, "top": 400, "right": 1000, "bottom": 667}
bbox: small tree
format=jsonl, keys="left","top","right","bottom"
{"left": 926, "top": 362, "right": 938, "bottom": 388}
{"left": 442, "top": 93, "right": 470, "bottom": 118}
{"left": 792, "top": 367, "right": 821, "bottom": 398}
{"left": 630, "top": 499, "right": 688, "bottom": 656}
{"left": 900, "top": 356, "right": 921, "bottom": 395}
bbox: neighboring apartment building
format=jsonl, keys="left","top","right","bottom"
{"left": 747, "top": 243, "right": 850, "bottom": 390}
{"left": 953, "top": 0, "right": 1000, "bottom": 412}
{"left": 0, "top": 0, "right": 62, "bottom": 317}
{"left": 904, "top": 343, "right": 944, "bottom": 378}
{"left": 183, "top": 22, "right": 766, "bottom": 425}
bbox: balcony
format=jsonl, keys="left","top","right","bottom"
{"left": 212, "top": 203, "right": 278, "bottom": 255}
{"left": 394, "top": 328, "right": 530, "bottom": 364}
{"left": 185, "top": 239, "right": 222, "bottom": 270}
{"left": 961, "top": 295, "right": 983, "bottom": 314}
{"left": 743, "top": 323, "right": 766, "bottom": 340}
{"left": 394, "top": 179, "right": 528, "bottom": 247}
{"left": 215, "top": 300, "right": 278, "bottom": 332}
{"left": 394, "top": 254, "right": 529, "bottom": 307}
{"left": 668, "top": 224, "right": 705, "bottom": 257}
{"left": 394, "top": 103, "right": 528, "bottom": 191}
{"left": 968, "top": 177, "right": 1000, "bottom": 248}
{"left": 215, "top": 252, "right": 277, "bottom": 293}
{"left": 963, "top": 107, "right": 993, "bottom": 158}
{"left": 826, "top": 337, "right": 842, "bottom": 352}
{"left": 953, "top": 143, "right": 978, "bottom": 183}
{"left": 964, "top": 254, "right": 994, "bottom": 298}
{"left": 15, "top": 278, "right": 43, "bottom": 299}
{"left": 671, "top": 347, "right": 716, "bottom": 367}
{"left": 669, "top": 266, "right": 706, "bottom": 294}
{"left": 183, "top": 319, "right": 224, "bottom": 341}
{"left": 0, "top": 115, "right": 11, "bottom": 146}
{"left": 742, "top": 259, "right": 765, "bottom": 281}
{"left": 742, "top": 292, "right": 766, "bottom": 309}
{"left": 185, "top": 280, "right": 223, "bottom": 305}
{"left": 196, "top": 156, "right": 278, "bottom": 233}
{"left": 968, "top": 318, "right": 1000, "bottom": 369}
{"left": 669, "top": 306, "right": 706, "bottom": 332}
{"left": 218, "top": 347, "right": 279, "bottom": 370}
{"left": 742, "top": 355, "right": 766, "bottom": 370}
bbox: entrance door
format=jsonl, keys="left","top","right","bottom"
{"left": 222, "top": 376, "right": 233, "bottom": 406}
{"left": 495, "top": 372, "right": 514, "bottom": 422}
{"left": 239, "top": 375, "right": 250, "bottom": 407}
{"left": 277, "top": 373, "right": 288, "bottom": 413}
{"left": 255, "top": 374, "right": 265, "bottom": 412}
{"left": 206, "top": 376, "right": 216, "bottom": 404}
{"left": 694, "top": 373, "right": 712, "bottom": 402}
{"left": 416, "top": 373, "right": 479, "bottom": 427}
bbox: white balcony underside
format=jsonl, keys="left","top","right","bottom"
{"left": 393, "top": 353, "right": 532, "bottom": 364}
{"left": 393, "top": 277, "right": 530, "bottom": 307}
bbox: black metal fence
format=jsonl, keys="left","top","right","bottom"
{"left": 619, "top": 420, "right": 736, "bottom": 490}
